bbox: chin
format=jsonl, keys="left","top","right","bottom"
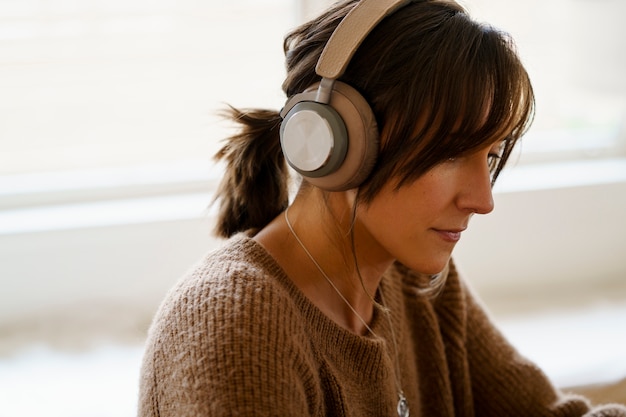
{"left": 404, "top": 254, "right": 451, "bottom": 276}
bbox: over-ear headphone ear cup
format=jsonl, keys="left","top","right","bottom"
{"left": 279, "top": 81, "right": 379, "bottom": 191}
{"left": 280, "top": 101, "right": 349, "bottom": 178}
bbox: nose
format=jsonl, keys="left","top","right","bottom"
{"left": 456, "top": 162, "right": 495, "bottom": 215}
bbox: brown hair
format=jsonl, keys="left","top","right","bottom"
{"left": 213, "top": 0, "right": 535, "bottom": 237}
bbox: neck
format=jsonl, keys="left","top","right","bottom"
{"left": 282, "top": 191, "right": 392, "bottom": 334}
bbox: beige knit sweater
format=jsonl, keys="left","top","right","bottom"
{"left": 138, "top": 233, "right": 626, "bottom": 417}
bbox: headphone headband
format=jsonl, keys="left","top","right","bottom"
{"left": 316, "top": 0, "right": 412, "bottom": 79}
{"left": 280, "top": 0, "right": 413, "bottom": 191}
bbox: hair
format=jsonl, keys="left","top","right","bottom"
{"left": 213, "top": 0, "right": 535, "bottom": 238}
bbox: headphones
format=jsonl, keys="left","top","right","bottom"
{"left": 279, "top": 0, "right": 412, "bottom": 191}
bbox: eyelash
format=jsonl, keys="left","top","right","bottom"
{"left": 488, "top": 153, "right": 502, "bottom": 164}
{"left": 488, "top": 141, "right": 507, "bottom": 167}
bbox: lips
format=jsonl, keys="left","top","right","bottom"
{"left": 433, "top": 228, "right": 466, "bottom": 243}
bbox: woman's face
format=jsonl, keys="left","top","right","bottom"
{"left": 355, "top": 141, "right": 502, "bottom": 275}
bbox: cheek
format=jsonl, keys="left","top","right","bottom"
{"left": 387, "top": 176, "right": 448, "bottom": 217}
{"left": 361, "top": 175, "right": 443, "bottom": 225}
{"left": 359, "top": 186, "right": 425, "bottom": 241}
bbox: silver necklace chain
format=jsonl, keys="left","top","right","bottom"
{"left": 284, "top": 207, "right": 410, "bottom": 417}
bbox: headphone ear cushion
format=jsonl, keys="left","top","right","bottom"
{"left": 317, "top": 81, "right": 378, "bottom": 191}
{"left": 280, "top": 81, "right": 378, "bottom": 191}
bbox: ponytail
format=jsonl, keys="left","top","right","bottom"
{"left": 212, "top": 107, "right": 289, "bottom": 238}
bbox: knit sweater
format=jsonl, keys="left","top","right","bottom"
{"left": 138, "top": 233, "right": 626, "bottom": 417}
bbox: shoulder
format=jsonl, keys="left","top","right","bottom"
{"left": 139, "top": 233, "right": 322, "bottom": 416}
{"left": 151, "top": 233, "right": 303, "bottom": 340}
{"left": 142, "top": 233, "right": 315, "bottom": 381}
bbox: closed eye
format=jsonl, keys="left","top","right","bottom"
{"left": 488, "top": 152, "right": 502, "bottom": 166}
{"left": 487, "top": 140, "right": 506, "bottom": 169}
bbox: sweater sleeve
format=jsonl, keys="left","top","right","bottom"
{"left": 138, "top": 265, "right": 321, "bottom": 417}
{"left": 460, "top": 276, "right": 626, "bottom": 417}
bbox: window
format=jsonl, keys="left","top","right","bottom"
{"left": 0, "top": 0, "right": 295, "bottom": 178}
{"left": 464, "top": 0, "right": 626, "bottom": 164}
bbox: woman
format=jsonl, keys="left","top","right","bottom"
{"left": 138, "top": 0, "right": 626, "bottom": 416}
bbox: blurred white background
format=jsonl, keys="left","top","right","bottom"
{"left": 1, "top": 0, "right": 625, "bottom": 415}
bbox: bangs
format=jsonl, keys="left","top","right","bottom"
{"left": 363, "top": 20, "right": 534, "bottom": 200}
